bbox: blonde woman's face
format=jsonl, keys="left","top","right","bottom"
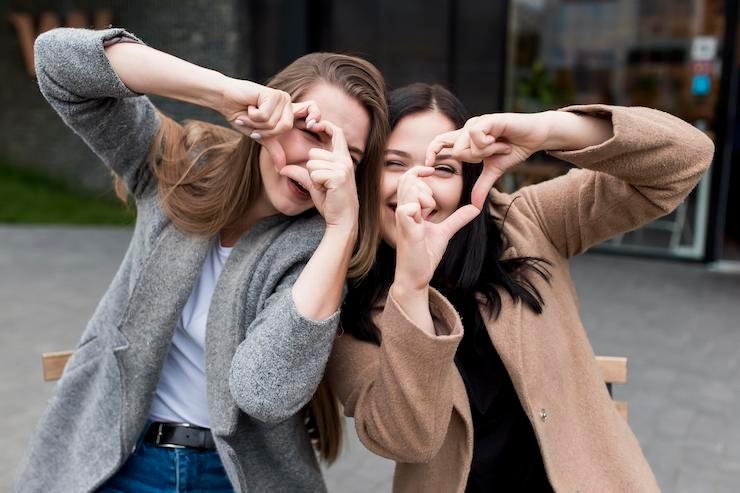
{"left": 258, "top": 83, "right": 370, "bottom": 216}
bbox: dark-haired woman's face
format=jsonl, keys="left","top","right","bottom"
{"left": 381, "top": 110, "right": 464, "bottom": 247}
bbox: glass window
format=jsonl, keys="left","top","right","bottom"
{"left": 505, "top": 0, "right": 725, "bottom": 259}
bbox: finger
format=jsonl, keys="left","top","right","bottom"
{"left": 231, "top": 112, "right": 257, "bottom": 133}
{"left": 313, "top": 120, "right": 350, "bottom": 158}
{"left": 471, "top": 114, "right": 504, "bottom": 140}
{"left": 308, "top": 147, "right": 335, "bottom": 162}
{"left": 480, "top": 142, "right": 513, "bottom": 157}
{"left": 403, "top": 166, "right": 436, "bottom": 180}
{"left": 260, "top": 137, "right": 286, "bottom": 170}
{"left": 279, "top": 165, "right": 314, "bottom": 194}
{"left": 273, "top": 100, "right": 294, "bottom": 134}
{"left": 439, "top": 204, "right": 481, "bottom": 238}
{"left": 470, "top": 127, "right": 495, "bottom": 150}
{"left": 470, "top": 164, "right": 504, "bottom": 208}
{"left": 416, "top": 193, "right": 436, "bottom": 213}
{"left": 263, "top": 96, "right": 290, "bottom": 130}
{"left": 426, "top": 130, "right": 459, "bottom": 166}
{"left": 306, "top": 159, "right": 336, "bottom": 172}
{"left": 396, "top": 202, "right": 423, "bottom": 224}
{"left": 398, "top": 167, "right": 435, "bottom": 199}
{"left": 293, "top": 101, "right": 322, "bottom": 127}
{"left": 411, "top": 179, "right": 434, "bottom": 198}
{"left": 452, "top": 131, "right": 472, "bottom": 160}
{"left": 309, "top": 169, "right": 334, "bottom": 188}
{"left": 248, "top": 91, "right": 284, "bottom": 123}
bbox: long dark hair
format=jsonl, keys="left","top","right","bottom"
{"left": 341, "top": 83, "right": 551, "bottom": 345}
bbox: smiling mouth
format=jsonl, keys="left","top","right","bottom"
{"left": 387, "top": 203, "right": 438, "bottom": 218}
{"left": 288, "top": 178, "right": 310, "bottom": 199}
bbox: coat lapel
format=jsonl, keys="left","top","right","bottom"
{"left": 115, "top": 222, "right": 212, "bottom": 450}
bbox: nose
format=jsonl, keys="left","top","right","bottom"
{"left": 279, "top": 129, "right": 313, "bottom": 167}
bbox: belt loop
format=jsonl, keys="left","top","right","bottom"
{"left": 156, "top": 422, "right": 165, "bottom": 446}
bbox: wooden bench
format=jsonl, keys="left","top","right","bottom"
{"left": 42, "top": 351, "right": 629, "bottom": 421}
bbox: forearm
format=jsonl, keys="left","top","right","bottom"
{"left": 542, "top": 110, "right": 614, "bottom": 152}
{"left": 291, "top": 226, "right": 355, "bottom": 320}
{"left": 104, "top": 41, "right": 228, "bottom": 112}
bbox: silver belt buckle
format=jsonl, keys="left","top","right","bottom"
{"left": 155, "top": 422, "right": 186, "bottom": 449}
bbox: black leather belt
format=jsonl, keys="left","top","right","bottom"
{"left": 144, "top": 422, "right": 216, "bottom": 450}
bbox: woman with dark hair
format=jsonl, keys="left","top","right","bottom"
{"left": 327, "top": 83, "right": 714, "bottom": 492}
{"left": 17, "top": 27, "right": 387, "bottom": 493}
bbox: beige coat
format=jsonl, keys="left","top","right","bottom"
{"left": 327, "top": 105, "right": 714, "bottom": 492}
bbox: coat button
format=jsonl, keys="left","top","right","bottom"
{"left": 539, "top": 408, "right": 548, "bottom": 422}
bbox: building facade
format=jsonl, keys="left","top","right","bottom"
{"left": 3, "top": 0, "right": 738, "bottom": 262}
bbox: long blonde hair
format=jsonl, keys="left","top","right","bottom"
{"left": 115, "top": 52, "right": 388, "bottom": 463}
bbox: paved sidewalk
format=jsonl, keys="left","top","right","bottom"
{"left": 1, "top": 226, "right": 739, "bottom": 492}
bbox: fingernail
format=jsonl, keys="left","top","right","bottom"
{"left": 250, "top": 132, "right": 262, "bottom": 140}
{"left": 235, "top": 119, "right": 246, "bottom": 126}
{"left": 307, "top": 119, "right": 316, "bottom": 129}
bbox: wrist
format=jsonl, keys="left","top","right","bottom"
{"left": 196, "top": 69, "right": 234, "bottom": 114}
{"left": 323, "top": 223, "right": 358, "bottom": 258}
{"left": 542, "top": 110, "right": 612, "bottom": 151}
{"left": 541, "top": 110, "right": 571, "bottom": 151}
{"left": 390, "top": 280, "right": 429, "bottom": 301}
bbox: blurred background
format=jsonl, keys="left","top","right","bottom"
{"left": 1, "top": 0, "right": 739, "bottom": 491}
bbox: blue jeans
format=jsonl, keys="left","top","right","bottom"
{"left": 97, "top": 439, "right": 234, "bottom": 493}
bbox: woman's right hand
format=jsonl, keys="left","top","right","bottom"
{"left": 218, "top": 79, "right": 293, "bottom": 138}
{"left": 217, "top": 78, "right": 321, "bottom": 169}
{"left": 392, "top": 167, "right": 480, "bottom": 292}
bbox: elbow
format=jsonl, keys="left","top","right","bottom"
{"left": 358, "top": 419, "right": 446, "bottom": 464}
{"left": 647, "top": 132, "right": 716, "bottom": 216}
{"left": 33, "top": 28, "right": 67, "bottom": 74}
{"left": 695, "top": 131, "right": 716, "bottom": 173}
{"left": 228, "top": 366, "right": 303, "bottom": 424}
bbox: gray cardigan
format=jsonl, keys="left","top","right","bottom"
{"left": 16, "top": 27, "right": 338, "bottom": 493}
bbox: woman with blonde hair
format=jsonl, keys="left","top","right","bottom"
{"left": 17, "top": 27, "right": 387, "bottom": 492}
{"left": 328, "top": 83, "right": 713, "bottom": 492}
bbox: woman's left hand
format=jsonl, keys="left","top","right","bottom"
{"left": 426, "top": 112, "right": 552, "bottom": 208}
{"left": 279, "top": 120, "right": 359, "bottom": 235}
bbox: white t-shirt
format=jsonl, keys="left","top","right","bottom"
{"left": 149, "top": 239, "right": 233, "bottom": 427}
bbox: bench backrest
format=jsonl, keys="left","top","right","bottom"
{"left": 42, "top": 351, "right": 629, "bottom": 420}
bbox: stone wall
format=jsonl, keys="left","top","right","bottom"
{"left": 1, "top": 0, "right": 252, "bottom": 193}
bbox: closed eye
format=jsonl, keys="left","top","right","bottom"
{"left": 301, "top": 128, "right": 322, "bottom": 142}
{"left": 385, "top": 160, "right": 406, "bottom": 169}
{"left": 435, "top": 165, "right": 457, "bottom": 175}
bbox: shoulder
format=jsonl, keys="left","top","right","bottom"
{"left": 256, "top": 213, "right": 326, "bottom": 274}
{"left": 275, "top": 213, "right": 326, "bottom": 249}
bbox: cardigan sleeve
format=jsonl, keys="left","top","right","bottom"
{"left": 34, "top": 27, "right": 161, "bottom": 198}
{"left": 507, "top": 105, "right": 714, "bottom": 258}
{"left": 326, "top": 288, "right": 463, "bottom": 462}
{"left": 228, "top": 216, "right": 343, "bottom": 424}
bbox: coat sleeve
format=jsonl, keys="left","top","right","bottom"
{"left": 326, "top": 288, "right": 463, "bottom": 463}
{"left": 508, "top": 105, "right": 714, "bottom": 258}
{"left": 34, "top": 27, "right": 161, "bottom": 198}
{"left": 228, "top": 218, "right": 343, "bottom": 423}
